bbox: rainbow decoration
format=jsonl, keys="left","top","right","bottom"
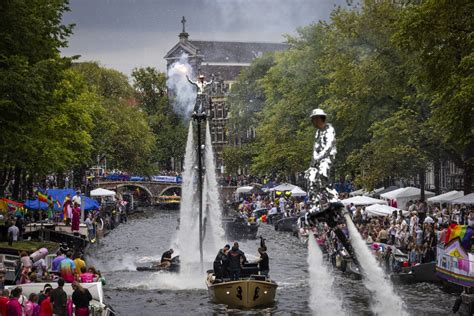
{"left": 445, "top": 224, "right": 473, "bottom": 250}
{"left": 37, "top": 191, "right": 49, "bottom": 203}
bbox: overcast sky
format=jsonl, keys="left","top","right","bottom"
{"left": 61, "top": 0, "right": 347, "bottom": 76}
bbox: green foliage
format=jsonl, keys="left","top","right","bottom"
{"left": 72, "top": 62, "right": 157, "bottom": 174}
{"left": 394, "top": 0, "right": 474, "bottom": 193}
{"left": 132, "top": 67, "right": 186, "bottom": 170}
{"left": 227, "top": 0, "right": 472, "bottom": 193}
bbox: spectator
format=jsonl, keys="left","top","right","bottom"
{"left": 39, "top": 288, "right": 53, "bottom": 316}
{"left": 0, "top": 289, "right": 9, "bottom": 316}
{"left": 59, "top": 252, "right": 76, "bottom": 283}
{"left": 50, "top": 278, "right": 67, "bottom": 316}
{"left": 71, "top": 281, "right": 92, "bottom": 316}
{"left": 51, "top": 250, "right": 65, "bottom": 274}
{"left": 24, "top": 293, "right": 39, "bottom": 316}
{"left": 6, "top": 287, "right": 23, "bottom": 316}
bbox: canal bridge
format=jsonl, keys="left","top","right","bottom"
{"left": 94, "top": 181, "right": 236, "bottom": 205}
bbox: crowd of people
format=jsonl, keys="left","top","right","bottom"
{"left": 1, "top": 278, "right": 93, "bottom": 316}
{"left": 1, "top": 246, "right": 106, "bottom": 315}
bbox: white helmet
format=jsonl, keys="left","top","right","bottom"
{"left": 310, "top": 108, "right": 327, "bottom": 118}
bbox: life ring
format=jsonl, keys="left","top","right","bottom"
{"left": 96, "top": 218, "right": 104, "bottom": 231}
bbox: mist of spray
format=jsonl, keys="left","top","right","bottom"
{"left": 204, "top": 121, "right": 225, "bottom": 249}
{"left": 166, "top": 53, "right": 196, "bottom": 118}
{"left": 307, "top": 234, "right": 345, "bottom": 315}
{"left": 344, "top": 213, "right": 407, "bottom": 315}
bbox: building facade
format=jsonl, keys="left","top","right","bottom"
{"left": 164, "top": 19, "right": 288, "bottom": 173}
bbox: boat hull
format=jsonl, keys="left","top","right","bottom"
{"left": 206, "top": 275, "right": 277, "bottom": 308}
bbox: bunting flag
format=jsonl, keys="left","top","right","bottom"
{"left": 445, "top": 224, "right": 474, "bottom": 250}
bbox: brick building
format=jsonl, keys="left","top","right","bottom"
{"left": 164, "top": 18, "right": 288, "bottom": 173}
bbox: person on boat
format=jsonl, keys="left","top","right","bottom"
{"left": 6, "top": 287, "right": 23, "bottom": 316}
{"left": 71, "top": 281, "right": 92, "bottom": 316}
{"left": 0, "top": 289, "right": 9, "bottom": 316}
{"left": 50, "top": 278, "right": 67, "bottom": 316}
{"left": 71, "top": 203, "right": 81, "bottom": 233}
{"left": 39, "top": 287, "right": 53, "bottom": 316}
{"left": 213, "top": 245, "right": 230, "bottom": 279}
{"left": 59, "top": 252, "right": 76, "bottom": 283}
{"left": 51, "top": 250, "right": 65, "bottom": 274}
{"left": 160, "top": 249, "right": 174, "bottom": 268}
{"left": 228, "top": 242, "right": 247, "bottom": 281}
{"left": 257, "top": 246, "right": 269, "bottom": 277}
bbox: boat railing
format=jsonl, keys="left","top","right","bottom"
{"left": 436, "top": 245, "right": 474, "bottom": 277}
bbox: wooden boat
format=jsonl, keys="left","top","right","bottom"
{"left": 206, "top": 270, "right": 278, "bottom": 308}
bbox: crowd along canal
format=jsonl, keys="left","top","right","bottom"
{"left": 86, "top": 208, "right": 455, "bottom": 315}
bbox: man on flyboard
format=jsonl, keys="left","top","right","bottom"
{"left": 305, "top": 108, "right": 339, "bottom": 213}
{"left": 186, "top": 74, "right": 213, "bottom": 116}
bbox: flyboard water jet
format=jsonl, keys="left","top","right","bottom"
{"left": 304, "top": 108, "right": 405, "bottom": 315}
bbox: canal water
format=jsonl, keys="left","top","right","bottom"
{"left": 86, "top": 208, "right": 455, "bottom": 315}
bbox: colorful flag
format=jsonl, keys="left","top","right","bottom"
{"left": 445, "top": 224, "right": 473, "bottom": 250}
{"left": 37, "top": 191, "right": 49, "bottom": 203}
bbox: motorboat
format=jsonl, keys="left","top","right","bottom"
{"left": 5, "top": 282, "right": 115, "bottom": 315}
{"left": 157, "top": 195, "right": 181, "bottom": 210}
{"left": 274, "top": 216, "right": 298, "bottom": 232}
{"left": 222, "top": 217, "right": 259, "bottom": 240}
{"left": 206, "top": 262, "right": 278, "bottom": 308}
{"left": 136, "top": 256, "right": 180, "bottom": 272}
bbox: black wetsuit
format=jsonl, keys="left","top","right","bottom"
{"left": 161, "top": 250, "right": 173, "bottom": 263}
{"left": 213, "top": 249, "right": 228, "bottom": 279}
{"left": 259, "top": 252, "right": 269, "bottom": 276}
{"left": 228, "top": 247, "right": 247, "bottom": 281}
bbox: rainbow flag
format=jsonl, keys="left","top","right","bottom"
{"left": 37, "top": 191, "right": 49, "bottom": 203}
{"left": 445, "top": 224, "right": 473, "bottom": 250}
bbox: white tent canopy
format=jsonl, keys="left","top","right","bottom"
{"left": 236, "top": 186, "right": 253, "bottom": 194}
{"left": 273, "top": 183, "right": 297, "bottom": 192}
{"left": 341, "top": 196, "right": 387, "bottom": 206}
{"left": 90, "top": 188, "right": 116, "bottom": 197}
{"left": 365, "top": 204, "right": 409, "bottom": 217}
{"left": 290, "top": 186, "right": 307, "bottom": 197}
{"left": 380, "top": 187, "right": 435, "bottom": 210}
{"left": 363, "top": 187, "right": 385, "bottom": 197}
{"left": 349, "top": 188, "right": 365, "bottom": 196}
{"left": 427, "top": 190, "right": 464, "bottom": 204}
{"left": 451, "top": 193, "right": 474, "bottom": 205}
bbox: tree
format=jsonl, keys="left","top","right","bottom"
{"left": 132, "top": 67, "right": 186, "bottom": 170}
{"left": 394, "top": 0, "right": 474, "bottom": 193}
{"left": 72, "top": 62, "right": 157, "bottom": 174}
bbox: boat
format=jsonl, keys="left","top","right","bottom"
{"left": 157, "top": 195, "right": 181, "bottom": 210}
{"left": 136, "top": 256, "right": 180, "bottom": 272}
{"left": 222, "top": 217, "right": 259, "bottom": 240}
{"left": 5, "top": 282, "right": 115, "bottom": 315}
{"left": 206, "top": 262, "right": 278, "bottom": 308}
{"left": 391, "top": 262, "right": 439, "bottom": 283}
{"left": 274, "top": 216, "right": 298, "bottom": 232}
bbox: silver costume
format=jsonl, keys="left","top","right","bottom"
{"left": 187, "top": 75, "right": 213, "bottom": 115}
{"left": 305, "top": 122, "right": 338, "bottom": 212}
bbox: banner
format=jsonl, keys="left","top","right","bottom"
{"left": 151, "top": 176, "right": 182, "bottom": 183}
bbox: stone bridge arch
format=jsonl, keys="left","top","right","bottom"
{"left": 158, "top": 186, "right": 181, "bottom": 197}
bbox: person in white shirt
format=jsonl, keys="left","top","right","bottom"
{"left": 72, "top": 192, "right": 81, "bottom": 206}
{"left": 8, "top": 223, "right": 19, "bottom": 241}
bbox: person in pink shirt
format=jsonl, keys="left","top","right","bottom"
{"left": 24, "top": 293, "right": 39, "bottom": 316}
{"left": 6, "top": 287, "right": 23, "bottom": 316}
{"left": 79, "top": 267, "right": 95, "bottom": 283}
